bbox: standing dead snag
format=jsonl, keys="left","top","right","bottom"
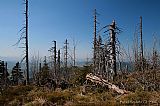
{"left": 64, "top": 39, "right": 69, "bottom": 80}
{"left": 140, "top": 16, "right": 144, "bottom": 71}
{"left": 93, "top": 9, "right": 98, "bottom": 74}
{"left": 25, "top": 0, "right": 29, "bottom": 85}
{"left": 133, "top": 16, "right": 145, "bottom": 72}
{"left": 152, "top": 35, "right": 158, "bottom": 80}
{"left": 72, "top": 37, "right": 78, "bottom": 67}
{"left": 53, "top": 41, "right": 57, "bottom": 79}
{"left": 109, "top": 20, "right": 117, "bottom": 80}
{"left": 92, "top": 10, "right": 120, "bottom": 81}
{"left": 48, "top": 40, "right": 57, "bottom": 79}
{"left": 57, "top": 49, "right": 61, "bottom": 80}
{"left": 14, "top": 0, "right": 30, "bottom": 85}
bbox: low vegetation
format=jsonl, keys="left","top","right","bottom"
{"left": 0, "top": 68, "right": 160, "bottom": 106}
{"left": 0, "top": 85, "right": 159, "bottom": 105}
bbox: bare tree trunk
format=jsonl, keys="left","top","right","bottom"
{"left": 53, "top": 41, "right": 57, "bottom": 79}
{"left": 64, "top": 39, "right": 68, "bottom": 80}
{"left": 57, "top": 50, "right": 60, "bottom": 81}
{"left": 25, "top": 0, "right": 29, "bottom": 85}
{"left": 140, "top": 16, "right": 144, "bottom": 71}
{"left": 109, "top": 20, "right": 117, "bottom": 80}
{"left": 93, "top": 9, "right": 97, "bottom": 73}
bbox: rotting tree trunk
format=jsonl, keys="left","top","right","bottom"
{"left": 86, "top": 73, "right": 128, "bottom": 94}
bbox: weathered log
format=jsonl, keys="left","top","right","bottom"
{"left": 86, "top": 73, "right": 128, "bottom": 94}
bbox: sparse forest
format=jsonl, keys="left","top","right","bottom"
{"left": 0, "top": 0, "right": 160, "bottom": 106}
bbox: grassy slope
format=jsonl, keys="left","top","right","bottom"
{"left": 0, "top": 67, "right": 160, "bottom": 106}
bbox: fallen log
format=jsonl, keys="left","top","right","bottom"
{"left": 86, "top": 73, "right": 128, "bottom": 94}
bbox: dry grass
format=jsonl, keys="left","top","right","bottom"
{"left": 0, "top": 70, "right": 160, "bottom": 106}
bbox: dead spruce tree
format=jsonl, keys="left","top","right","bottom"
{"left": 92, "top": 10, "right": 121, "bottom": 81}
{"left": 14, "top": 0, "right": 29, "bottom": 85}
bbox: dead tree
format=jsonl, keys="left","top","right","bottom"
{"left": 64, "top": 39, "right": 69, "bottom": 80}
{"left": 133, "top": 16, "right": 145, "bottom": 72}
{"left": 109, "top": 20, "right": 117, "bottom": 80}
{"left": 48, "top": 47, "right": 54, "bottom": 71}
{"left": 140, "top": 16, "right": 144, "bottom": 71}
{"left": 93, "top": 9, "right": 98, "bottom": 73}
{"left": 92, "top": 13, "right": 120, "bottom": 81}
{"left": 25, "top": 0, "right": 29, "bottom": 85}
{"left": 14, "top": 0, "right": 29, "bottom": 85}
{"left": 57, "top": 49, "right": 61, "bottom": 80}
{"left": 48, "top": 40, "right": 57, "bottom": 79}
{"left": 53, "top": 41, "right": 57, "bottom": 78}
{"left": 152, "top": 35, "right": 158, "bottom": 80}
{"left": 86, "top": 73, "right": 128, "bottom": 94}
{"left": 72, "top": 37, "right": 78, "bottom": 67}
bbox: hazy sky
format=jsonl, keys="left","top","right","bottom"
{"left": 0, "top": 0, "right": 160, "bottom": 62}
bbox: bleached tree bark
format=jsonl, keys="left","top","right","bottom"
{"left": 86, "top": 73, "right": 128, "bottom": 94}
